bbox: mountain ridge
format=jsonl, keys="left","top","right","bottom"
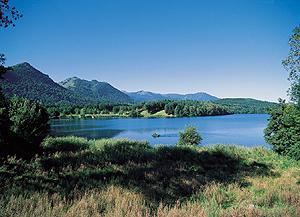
{"left": 0, "top": 62, "right": 89, "bottom": 105}
{"left": 124, "top": 90, "right": 219, "bottom": 102}
{"left": 0, "top": 62, "right": 276, "bottom": 106}
{"left": 59, "top": 77, "right": 132, "bottom": 104}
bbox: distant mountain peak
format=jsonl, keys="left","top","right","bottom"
{"left": 60, "top": 77, "right": 132, "bottom": 103}
{"left": 126, "top": 90, "right": 219, "bottom": 102}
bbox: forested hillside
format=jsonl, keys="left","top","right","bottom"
{"left": 60, "top": 77, "right": 132, "bottom": 104}
{"left": 0, "top": 63, "right": 132, "bottom": 104}
{"left": 215, "top": 98, "right": 278, "bottom": 114}
{"left": 125, "top": 90, "right": 219, "bottom": 102}
{"left": 0, "top": 62, "right": 88, "bottom": 105}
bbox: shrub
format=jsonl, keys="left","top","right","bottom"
{"left": 7, "top": 97, "right": 50, "bottom": 156}
{"left": 264, "top": 102, "right": 300, "bottom": 160}
{"left": 129, "top": 109, "right": 140, "bottom": 118}
{"left": 177, "top": 126, "right": 202, "bottom": 146}
{"left": 0, "top": 89, "right": 11, "bottom": 151}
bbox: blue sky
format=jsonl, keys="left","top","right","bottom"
{"left": 1, "top": 0, "right": 300, "bottom": 101}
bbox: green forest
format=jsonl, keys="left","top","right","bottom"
{"left": 45, "top": 99, "right": 277, "bottom": 119}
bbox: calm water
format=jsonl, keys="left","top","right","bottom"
{"left": 50, "top": 114, "right": 270, "bottom": 147}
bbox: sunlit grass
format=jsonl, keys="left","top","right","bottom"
{"left": 0, "top": 136, "right": 299, "bottom": 217}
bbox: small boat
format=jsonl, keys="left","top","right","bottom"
{"left": 152, "top": 133, "right": 160, "bottom": 138}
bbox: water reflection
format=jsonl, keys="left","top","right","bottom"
{"left": 50, "top": 114, "right": 270, "bottom": 147}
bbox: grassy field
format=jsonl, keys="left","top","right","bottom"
{"left": 140, "top": 110, "right": 173, "bottom": 118}
{"left": 0, "top": 137, "right": 300, "bottom": 217}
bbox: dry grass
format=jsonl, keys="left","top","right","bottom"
{"left": 1, "top": 138, "right": 300, "bottom": 217}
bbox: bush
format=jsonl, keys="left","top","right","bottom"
{"left": 177, "top": 126, "right": 202, "bottom": 146}
{"left": 0, "top": 89, "right": 10, "bottom": 149}
{"left": 6, "top": 97, "right": 50, "bottom": 156}
{"left": 264, "top": 102, "right": 300, "bottom": 160}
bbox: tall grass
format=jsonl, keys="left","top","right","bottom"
{"left": 0, "top": 136, "right": 299, "bottom": 216}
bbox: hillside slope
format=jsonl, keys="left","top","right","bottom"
{"left": 125, "top": 90, "right": 219, "bottom": 102}
{"left": 0, "top": 62, "right": 87, "bottom": 105}
{"left": 215, "top": 98, "right": 278, "bottom": 113}
{"left": 60, "top": 77, "right": 132, "bottom": 104}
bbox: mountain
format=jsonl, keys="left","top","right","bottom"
{"left": 124, "top": 90, "right": 219, "bottom": 102}
{"left": 0, "top": 63, "right": 132, "bottom": 104}
{"left": 124, "top": 91, "right": 166, "bottom": 102}
{"left": 0, "top": 62, "right": 88, "bottom": 105}
{"left": 59, "top": 77, "right": 132, "bottom": 104}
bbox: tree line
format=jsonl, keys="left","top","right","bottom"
{"left": 45, "top": 100, "right": 233, "bottom": 118}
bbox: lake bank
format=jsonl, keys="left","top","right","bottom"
{"left": 1, "top": 137, "right": 299, "bottom": 217}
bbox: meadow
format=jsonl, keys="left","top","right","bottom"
{"left": 1, "top": 137, "right": 299, "bottom": 217}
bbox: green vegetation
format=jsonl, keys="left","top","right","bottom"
{"left": 265, "top": 26, "right": 300, "bottom": 161}
{"left": 215, "top": 98, "right": 278, "bottom": 114}
{"left": 0, "top": 63, "right": 132, "bottom": 105}
{"left": 0, "top": 62, "right": 90, "bottom": 105}
{"left": 126, "top": 90, "right": 219, "bottom": 102}
{"left": 45, "top": 98, "right": 277, "bottom": 119}
{"left": 0, "top": 137, "right": 299, "bottom": 216}
{"left": 0, "top": 88, "right": 10, "bottom": 146}
{"left": 178, "top": 126, "right": 202, "bottom": 146}
{"left": 264, "top": 102, "right": 300, "bottom": 160}
{"left": 59, "top": 77, "right": 132, "bottom": 104}
{"left": 0, "top": 96, "right": 49, "bottom": 158}
{"left": 282, "top": 26, "right": 300, "bottom": 105}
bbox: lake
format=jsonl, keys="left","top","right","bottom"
{"left": 50, "top": 114, "right": 270, "bottom": 147}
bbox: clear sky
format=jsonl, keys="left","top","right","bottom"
{"left": 1, "top": 0, "right": 300, "bottom": 101}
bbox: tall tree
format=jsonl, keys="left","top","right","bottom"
{"left": 264, "top": 26, "right": 300, "bottom": 160}
{"left": 282, "top": 26, "right": 300, "bottom": 105}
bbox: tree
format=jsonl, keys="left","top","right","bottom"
{"left": 264, "top": 26, "right": 300, "bottom": 160}
{"left": 264, "top": 101, "right": 300, "bottom": 160}
{"left": 0, "top": 88, "right": 10, "bottom": 148}
{"left": 0, "top": 53, "right": 10, "bottom": 149}
{"left": 177, "top": 126, "right": 202, "bottom": 146}
{"left": 282, "top": 26, "right": 300, "bottom": 105}
{"left": 8, "top": 97, "right": 50, "bottom": 156}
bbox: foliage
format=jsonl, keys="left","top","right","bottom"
{"left": 44, "top": 98, "right": 277, "bottom": 119}
{"left": 178, "top": 126, "right": 202, "bottom": 146}
{"left": 0, "top": 0, "right": 22, "bottom": 28}
{"left": 59, "top": 77, "right": 133, "bottom": 104}
{"left": 215, "top": 98, "right": 278, "bottom": 114}
{"left": 264, "top": 26, "right": 300, "bottom": 161}
{"left": 0, "top": 89, "right": 10, "bottom": 147}
{"left": 9, "top": 97, "right": 50, "bottom": 146}
{"left": 0, "top": 53, "right": 5, "bottom": 66}
{"left": 145, "top": 101, "right": 167, "bottom": 114}
{"left": 127, "top": 90, "right": 218, "bottom": 102}
{"left": 0, "top": 137, "right": 299, "bottom": 216}
{"left": 0, "top": 63, "right": 132, "bottom": 105}
{"left": 264, "top": 102, "right": 300, "bottom": 160}
{"left": 282, "top": 25, "right": 300, "bottom": 105}
{"left": 129, "top": 109, "right": 141, "bottom": 117}
{"left": 0, "top": 54, "right": 9, "bottom": 78}
{"left": 0, "top": 97, "right": 50, "bottom": 157}
{"left": 0, "top": 63, "right": 94, "bottom": 105}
